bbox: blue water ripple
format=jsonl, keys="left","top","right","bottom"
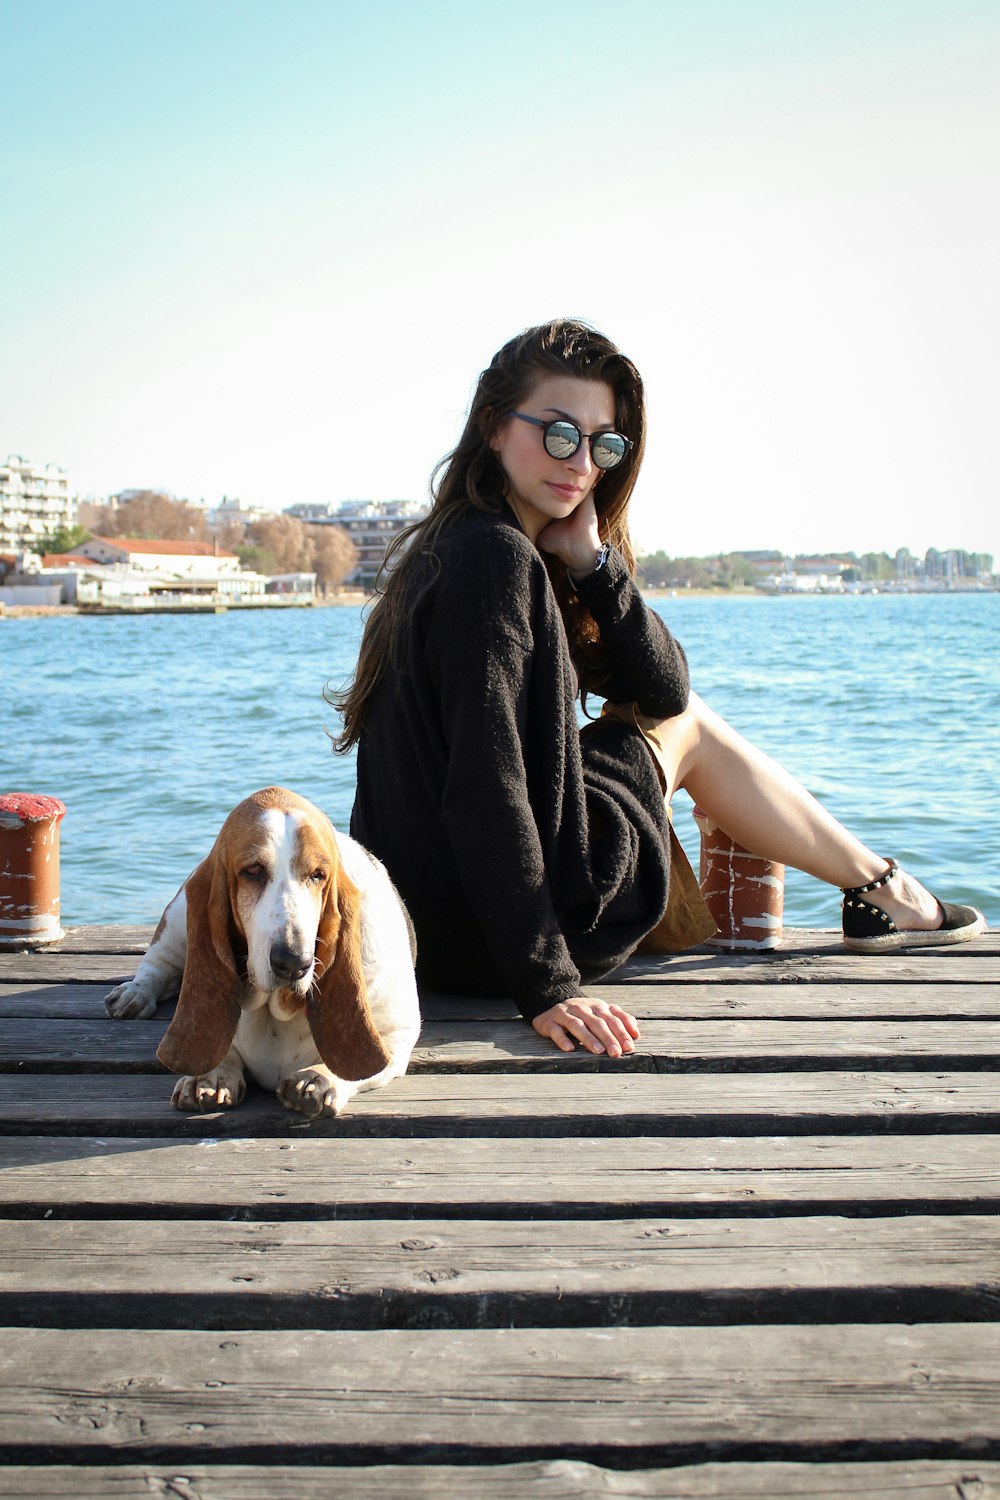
{"left": 2, "top": 593, "right": 996, "bottom": 930}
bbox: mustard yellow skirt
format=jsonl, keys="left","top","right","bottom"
{"left": 599, "top": 700, "right": 717, "bottom": 954}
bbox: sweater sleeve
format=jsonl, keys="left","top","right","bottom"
{"left": 573, "top": 547, "right": 690, "bottom": 718}
{"left": 422, "top": 534, "right": 584, "bottom": 1019}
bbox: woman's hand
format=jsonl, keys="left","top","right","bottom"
{"left": 531, "top": 997, "right": 640, "bottom": 1056}
{"left": 536, "top": 494, "right": 603, "bottom": 575}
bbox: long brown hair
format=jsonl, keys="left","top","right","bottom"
{"left": 332, "top": 318, "right": 647, "bottom": 750}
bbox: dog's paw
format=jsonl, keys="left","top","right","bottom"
{"left": 277, "top": 1067, "right": 351, "bottom": 1119}
{"left": 171, "top": 1071, "right": 246, "bottom": 1112}
{"left": 105, "top": 981, "right": 157, "bottom": 1021}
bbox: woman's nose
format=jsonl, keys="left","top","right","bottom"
{"left": 565, "top": 440, "right": 594, "bottom": 476}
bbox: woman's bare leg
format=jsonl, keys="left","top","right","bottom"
{"left": 645, "top": 692, "right": 942, "bottom": 930}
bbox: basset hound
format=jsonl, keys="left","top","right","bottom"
{"left": 105, "top": 786, "right": 420, "bottom": 1118}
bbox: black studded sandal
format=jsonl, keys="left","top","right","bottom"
{"left": 842, "top": 859, "right": 987, "bottom": 953}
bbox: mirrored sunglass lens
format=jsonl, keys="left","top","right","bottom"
{"left": 544, "top": 422, "right": 580, "bottom": 459}
{"left": 592, "top": 433, "right": 627, "bottom": 469}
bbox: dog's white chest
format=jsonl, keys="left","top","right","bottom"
{"left": 234, "top": 1003, "right": 318, "bottom": 1089}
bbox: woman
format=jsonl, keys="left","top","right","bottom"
{"left": 335, "top": 319, "right": 985, "bottom": 1057}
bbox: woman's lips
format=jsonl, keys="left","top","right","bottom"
{"left": 546, "top": 482, "right": 581, "bottom": 499}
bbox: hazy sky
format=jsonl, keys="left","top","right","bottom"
{"left": 2, "top": 0, "right": 997, "bottom": 562}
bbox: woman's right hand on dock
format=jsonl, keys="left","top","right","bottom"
{"left": 531, "top": 998, "right": 640, "bottom": 1057}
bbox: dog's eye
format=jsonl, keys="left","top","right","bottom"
{"left": 240, "top": 864, "right": 267, "bottom": 883}
{"left": 308, "top": 868, "right": 327, "bottom": 884}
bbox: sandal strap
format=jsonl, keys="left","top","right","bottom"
{"left": 842, "top": 893, "right": 899, "bottom": 938}
{"left": 841, "top": 859, "right": 898, "bottom": 899}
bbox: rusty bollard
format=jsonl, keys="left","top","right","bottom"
{"left": 692, "top": 806, "right": 784, "bottom": 950}
{"left": 0, "top": 793, "right": 67, "bottom": 948}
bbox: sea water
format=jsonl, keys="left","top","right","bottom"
{"left": 2, "top": 592, "right": 997, "bottom": 929}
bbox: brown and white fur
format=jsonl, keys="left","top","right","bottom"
{"left": 105, "top": 787, "right": 420, "bottom": 1119}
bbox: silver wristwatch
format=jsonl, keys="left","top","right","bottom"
{"left": 568, "top": 543, "right": 610, "bottom": 588}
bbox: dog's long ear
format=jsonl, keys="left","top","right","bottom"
{"left": 308, "top": 868, "right": 391, "bottom": 1081}
{"left": 157, "top": 849, "right": 242, "bottom": 1075}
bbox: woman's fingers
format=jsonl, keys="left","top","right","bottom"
{"left": 532, "top": 1007, "right": 590, "bottom": 1052}
{"left": 536, "top": 495, "right": 601, "bottom": 567}
{"left": 609, "top": 1003, "right": 642, "bottom": 1039}
{"left": 569, "top": 1002, "right": 639, "bottom": 1055}
{"left": 531, "top": 1015, "right": 576, "bottom": 1053}
{"left": 531, "top": 1000, "right": 640, "bottom": 1056}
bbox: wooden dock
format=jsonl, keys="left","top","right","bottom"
{"left": 1, "top": 924, "right": 1000, "bottom": 1498}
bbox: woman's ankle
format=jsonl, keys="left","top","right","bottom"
{"left": 849, "top": 866, "right": 942, "bottom": 932}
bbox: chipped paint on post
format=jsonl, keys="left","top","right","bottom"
{"left": 0, "top": 793, "right": 66, "bottom": 947}
{"left": 692, "top": 806, "right": 785, "bottom": 950}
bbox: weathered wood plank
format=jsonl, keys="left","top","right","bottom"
{"left": 3, "top": 1215, "right": 999, "bottom": 1329}
{"left": 416, "top": 1020, "right": 1000, "bottom": 1070}
{"left": 1, "top": 1070, "right": 999, "bottom": 1136}
{"left": 8, "top": 980, "right": 1000, "bottom": 1023}
{"left": 611, "top": 949, "right": 1000, "bottom": 985}
{"left": 0, "top": 1017, "right": 171, "bottom": 1070}
{"left": 428, "top": 982, "right": 1000, "bottom": 1022}
{"left": 39, "top": 924, "right": 1000, "bottom": 959}
{"left": 24, "top": 927, "right": 839, "bottom": 961}
{"left": 0, "top": 983, "right": 117, "bottom": 1019}
{"left": 38, "top": 925, "right": 155, "bottom": 954}
{"left": 0, "top": 954, "right": 146, "bottom": 984}
{"left": 2, "top": 1134, "right": 999, "bottom": 1217}
{"left": 7, "top": 1460, "right": 1000, "bottom": 1499}
{"left": 619, "top": 926, "right": 1000, "bottom": 959}
{"left": 9, "top": 1016, "right": 1000, "bottom": 1073}
{"left": 2, "top": 1324, "right": 1000, "bottom": 1463}
{"left": 2, "top": 946, "right": 996, "bottom": 986}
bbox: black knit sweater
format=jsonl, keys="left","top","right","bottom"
{"left": 350, "top": 505, "right": 690, "bottom": 1020}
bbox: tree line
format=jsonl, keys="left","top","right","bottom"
{"left": 51, "top": 491, "right": 359, "bottom": 593}
{"left": 635, "top": 547, "right": 994, "bottom": 590}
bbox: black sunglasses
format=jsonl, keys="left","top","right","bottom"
{"left": 509, "top": 412, "right": 631, "bottom": 470}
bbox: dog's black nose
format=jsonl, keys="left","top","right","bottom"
{"left": 269, "top": 942, "right": 312, "bottom": 984}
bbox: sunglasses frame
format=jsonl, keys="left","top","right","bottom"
{"left": 509, "top": 411, "right": 632, "bottom": 470}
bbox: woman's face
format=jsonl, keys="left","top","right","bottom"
{"left": 489, "top": 374, "right": 617, "bottom": 545}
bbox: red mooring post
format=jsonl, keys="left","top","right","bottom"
{"left": 0, "top": 793, "right": 67, "bottom": 948}
{"left": 692, "top": 806, "right": 784, "bottom": 950}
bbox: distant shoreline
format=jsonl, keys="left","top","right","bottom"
{"left": 2, "top": 587, "right": 996, "bottom": 619}
{"left": 0, "top": 592, "right": 371, "bottom": 619}
{"left": 642, "top": 586, "right": 1000, "bottom": 600}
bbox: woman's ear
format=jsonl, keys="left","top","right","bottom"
{"left": 156, "top": 850, "right": 242, "bottom": 1076}
{"left": 479, "top": 405, "right": 501, "bottom": 450}
{"left": 308, "top": 869, "right": 391, "bottom": 1081}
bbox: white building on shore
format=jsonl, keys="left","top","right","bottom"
{"left": 756, "top": 570, "right": 847, "bottom": 594}
{"left": 78, "top": 535, "right": 243, "bottom": 576}
{"left": 0, "top": 455, "right": 75, "bottom": 552}
{"left": 67, "top": 535, "right": 270, "bottom": 606}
